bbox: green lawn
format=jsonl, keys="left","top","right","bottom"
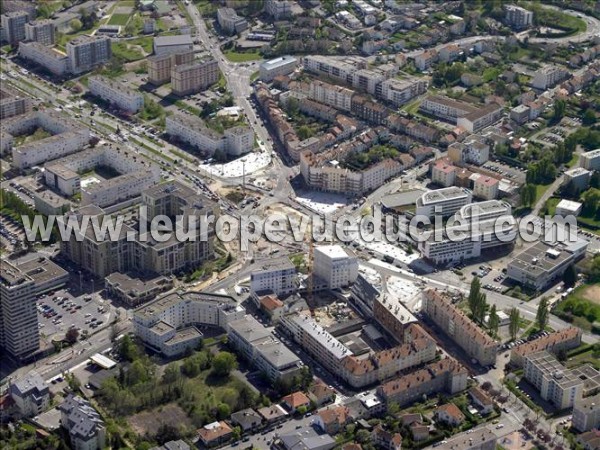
{"left": 108, "top": 13, "right": 131, "bottom": 26}
{"left": 127, "top": 36, "right": 153, "bottom": 53}
{"left": 534, "top": 183, "right": 552, "bottom": 203}
{"left": 566, "top": 152, "right": 580, "bottom": 168}
{"left": 483, "top": 67, "right": 502, "bottom": 83}
{"left": 545, "top": 197, "right": 560, "bottom": 215}
{"left": 554, "top": 284, "right": 600, "bottom": 332}
{"left": 111, "top": 42, "right": 145, "bottom": 61}
{"left": 223, "top": 50, "right": 262, "bottom": 62}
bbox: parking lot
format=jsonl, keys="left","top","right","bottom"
{"left": 37, "top": 287, "right": 112, "bottom": 343}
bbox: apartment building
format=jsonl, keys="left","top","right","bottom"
{"left": 89, "top": 76, "right": 144, "bottom": 113}
{"left": 9, "top": 371, "right": 49, "bottom": 418}
{"left": 580, "top": 149, "right": 600, "bottom": 171}
{"left": 350, "top": 95, "right": 389, "bottom": 124}
{"left": 432, "top": 160, "right": 457, "bottom": 187}
{"left": 24, "top": 19, "right": 55, "bottom": 45}
{"left": 423, "top": 289, "right": 499, "bottom": 366}
{"left": 379, "top": 78, "right": 428, "bottom": 107}
{"left": 504, "top": 5, "right": 533, "bottom": 30}
{"left": 415, "top": 187, "right": 472, "bottom": 218}
{"left": 224, "top": 126, "right": 254, "bottom": 156}
{"left": 573, "top": 393, "right": 600, "bottom": 432}
{"left": 377, "top": 357, "right": 469, "bottom": 407}
{"left": 420, "top": 95, "right": 475, "bottom": 121}
{"left": 250, "top": 257, "right": 297, "bottom": 295}
{"left": 18, "top": 41, "right": 69, "bottom": 76}
{"left": 67, "top": 35, "right": 112, "bottom": 75}
{"left": 60, "top": 395, "right": 106, "bottom": 450}
{"left": 134, "top": 291, "right": 245, "bottom": 357}
{"left": 448, "top": 135, "right": 490, "bottom": 166}
{"left": 459, "top": 103, "right": 505, "bottom": 133}
{"left": 564, "top": 167, "right": 592, "bottom": 192}
{"left": 264, "top": 0, "right": 292, "bottom": 19}
{"left": 0, "top": 86, "right": 30, "bottom": 120}
{"left": 227, "top": 315, "right": 303, "bottom": 383}
{"left": 387, "top": 114, "right": 440, "bottom": 143}
{"left": 171, "top": 59, "right": 219, "bottom": 96}
{"left": 473, "top": 175, "right": 500, "bottom": 200}
{"left": 217, "top": 7, "right": 248, "bottom": 35}
{"left": 153, "top": 34, "right": 193, "bottom": 56}
{"left": 510, "top": 327, "right": 582, "bottom": 368}
{"left": 313, "top": 245, "right": 358, "bottom": 289}
{"left": 308, "top": 80, "right": 354, "bottom": 112}
{"left": 436, "top": 428, "right": 497, "bottom": 450}
{"left": 352, "top": 67, "right": 390, "bottom": 95}
{"left": 303, "top": 55, "right": 367, "bottom": 85}
{"left": 532, "top": 65, "right": 570, "bottom": 90}
{"left": 1, "top": 11, "right": 28, "bottom": 45}
{"left": 259, "top": 55, "right": 298, "bottom": 81}
{"left": 524, "top": 351, "right": 584, "bottom": 409}
{"left": 148, "top": 50, "right": 194, "bottom": 85}
{"left": 104, "top": 272, "right": 172, "bottom": 307}
{"left": 82, "top": 171, "right": 157, "bottom": 207}
{"left": 414, "top": 49, "right": 438, "bottom": 71}
{"left": 507, "top": 239, "right": 589, "bottom": 291}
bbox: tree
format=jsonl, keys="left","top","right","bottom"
{"left": 468, "top": 277, "right": 482, "bottom": 318}
{"left": 536, "top": 297, "right": 549, "bottom": 331}
{"left": 582, "top": 109, "right": 597, "bottom": 126}
{"left": 509, "top": 307, "right": 520, "bottom": 341}
{"left": 162, "top": 364, "right": 181, "bottom": 384}
{"left": 217, "top": 402, "right": 231, "bottom": 419}
{"left": 520, "top": 183, "right": 536, "bottom": 208}
{"left": 212, "top": 351, "right": 237, "bottom": 377}
{"left": 70, "top": 18, "right": 83, "bottom": 32}
{"left": 116, "top": 334, "right": 139, "bottom": 362}
{"left": 582, "top": 188, "right": 600, "bottom": 216}
{"left": 553, "top": 99, "right": 566, "bottom": 121}
{"left": 488, "top": 304, "right": 499, "bottom": 337}
{"left": 65, "top": 327, "right": 79, "bottom": 344}
{"left": 563, "top": 264, "right": 577, "bottom": 288}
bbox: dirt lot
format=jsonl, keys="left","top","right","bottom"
{"left": 581, "top": 284, "right": 600, "bottom": 305}
{"left": 127, "top": 403, "right": 193, "bottom": 437}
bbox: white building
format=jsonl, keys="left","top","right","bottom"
{"left": 217, "top": 7, "right": 248, "bottom": 35}
{"left": 224, "top": 126, "right": 254, "bottom": 156}
{"left": 153, "top": 34, "right": 193, "bottom": 56}
{"left": 313, "top": 245, "right": 358, "bottom": 289}
{"left": 259, "top": 55, "right": 298, "bottom": 82}
{"left": 308, "top": 80, "right": 354, "bottom": 112}
{"left": 564, "top": 167, "right": 592, "bottom": 192}
{"left": 66, "top": 35, "right": 112, "bottom": 75}
{"left": 532, "top": 66, "right": 570, "bottom": 90}
{"left": 379, "top": 78, "right": 428, "bottom": 107}
{"left": 88, "top": 76, "right": 144, "bottom": 113}
{"left": 415, "top": 187, "right": 472, "bottom": 218}
{"left": 580, "top": 149, "right": 600, "bottom": 171}
{"left": 448, "top": 135, "right": 490, "bottom": 166}
{"left": 0, "top": 86, "right": 30, "bottom": 120}
{"left": 573, "top": 393, "right": 600, "bottom": 432}
{"left": 9, "top": 371, "right": 49, "bottom": 418}
{"left": 504, "top": 5, "right": 533, "bottom": 30}
{"left": 25, "top": 19, "right": 56, "bottom": 46}
{"left": 303, "top": 55, "right": 367, "bottom": 84}
{"left": 431, "top": 160, "right": 456, "bottom": 187}
{"left": 250, "top": 257, "right": 297, "bottom": 296}
{"left": 18, "top": 41, "right": 69, "bottom": 76}
{"left": 60, "top": 395, "right": 106, "bottom": 450}
{"left": 555, "top": 199, "right": 583, "bottom": 217}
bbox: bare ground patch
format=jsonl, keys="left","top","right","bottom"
{"left": 127, "top": 403, "right": 192, "bottom": 437}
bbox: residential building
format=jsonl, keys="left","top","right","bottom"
{"left": 0, "top": 261, "right": 39, "bottom": 361}
{"left": 580, "top": 149, "right": 600, "bottom": 171}
{"left": 564, "top": 167, "right": 592, "bottom": 192}
{"left": 469, "top": 386, "right": 494, "bottom": 415}
{"left": 149, "top": 441, "right": 190, "bottom": 450}
{"left": 350, "top": 95, "right": 389, "bottom": 124}
{"left": 60, "top": 395, "right": 106, "bottom": 450}
{"left": 435, "top": 403, "right": 465, "bottom": 427}
{"left": 315, "top": 406, "right": 352, "bottom": 435}
{"left": 279, "top": 426, "right": 336, "bottom": 450}
{"left": 147, "top": 50, "right": 194, "bottom": 85}
{"left": 308, "top": 80, "right": 354, "bottom": 112}
{"left": 432, "top": 160, "right": 457, "bottom": 187}
{"left": 379, "top": 78, "right": 428, "bottom": 107}
{"left": 510, "top": 327, "right": 582, "bottom": 368}
{"left": 133, "top": 291, "right": 245, "bottom": 357}
{"left": 420, "top": 95, "right": 503, "bottom": 132}
{"left": 473, "top": 175, "right": 500, "bottom": 200}
{"left": 439, "top": 44, "right": 462, "bottom": 63}
{"left": 67, "top": 35, "right": 112, "bottom": 75}
{"left": 556, "top": 199, "right": 583, "bottom": 217}
{"left": 303, "top": 55, "right": 367, "bottom": 85}
{"left": 18, "top": 41, "right": 69, "bottom": 76}
{"left": 457, "top": 103, "right": 504, "bottom": 133}
{"left": 507, "top": 239, "right": 589, "bottom": 291}
{"left": 227, "top": 315, "right": 303, "bottom": 382}
{"left": 313, "top": 245, "right": 358, "bottom": 289}
{"left": 377, "top": 357, "right": 469, "bottom": 407}
{"left": 371, "top": 425, "right": 402, "bottom": 450}
{"left": 89, "top": 76, "right": 144, "bottom": 113}
{"left": 24, "top": 19, "right": 55, "bottom": 45}
{"left": 230, "top": 409, "right": 262, "bottom": 433}
{"left": 282, "top": 391, "right": 311, "bottom": 412}
{"left": 577, "top": 430, "right": 600, "bottom": 450}
{"left": 532, "top": 66, "right": 570, "bottom": 90}
{"left": 1, "top": 11, "right": 28, "bottom": 45}
{"left": 198, "top": 421, "right": 233, "bottom": 448}
{"left": 224, "top": 126, "right": 254, "bottom": 156}
{"left": 0, "top": 86, "right": 30, "bottom": 120}
{"left": 414, "top": 49, "right": 438, "bottom": 71}
{"left": 171, "top": 59, "right": 219, "bottom": 96}
{"left": 524, "top": 351, "right": 584, "bottom": 409}
{"left": 573, "top": 393, "right": 600, "bottom": 432}
{"left": 264, "top": 0, "right": 292, "bottom": 19}
{"left": 259, "top": 55, "right": 298, "bottom": 82}
{"left": 217, "top": 7, "right": 248, "bottom": 35}
{"left": 9, "top": 371, "right": 49, "bottom": 418}
{"left": 510, "top": 104, "right": 531, "bottom": 124}
{"left": 250, "top": 257, "right": 297, "bottom": 296}
{"left": 105, "top": 273, "right": 172, "bottom": 307}
{"left": 505, "top": 5, "right": 533, "bottom": 30}
{"left": 258, "top": 404, "right": 289, "bottom": 425}
{"left": 415, "top": 187, "right": 472, "bottom": 218}
{"left": 423, "top": 289, "right": 499, "bottom": 366}
{"left": 153, "top": 34, "right": 193, "bottom": 56}
{"left": 435, "top": 428, "right": 497, "bottom": 450}
{"left": 448, "top": 135, "right": 490, "bottom": 166}
{"left": 308, "top": 381, "right": 336, "bottom": 407}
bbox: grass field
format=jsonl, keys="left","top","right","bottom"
{"left": 554, "top": 284, "right": 600, "bottom": 332}
{"left": 111, "top": 42, "right": 144, "bottom": 62}
{"left": 223, "top": 50, "right": 262, "bottom": 62}
{"left": 108, "top": 13, "right": 131, "bottom": 26}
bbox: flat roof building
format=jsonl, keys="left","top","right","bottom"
{"left": 171, "top": 59, "right": 219, "bottom": 96}
{"left": 260, "top": 55, "right": 298, "bottom": 82}
{"left": 89, "top": 75, "right": 144, "bottom": 113}
{"left": 415, "top": 187, "right": 472, "bottom": 218}
{"left": 153, "top": 34, "right": 193, "bottom": 56}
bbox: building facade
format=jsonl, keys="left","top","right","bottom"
{"left": 250, "top": 257, "right": 297, "bottom": 295}
{"left": 313, "top": 245, "right": 359, "bottom": 289}
{"left": 89, "top": 76, "right": 144, "bottom": 113}
{"left": 259, "top": 55, "right": 298, "bottom": 82}
{"left": 171, "top": 59, "right": 220, "bottom": 96}
{"left": 67, "top": 35, "right": 112, "bottom": 75}
{"left": 147, "top": 50, "right": 194, "bottom": 85}
{"left": 24, "top": 19, "right": 55, "bottom": 45}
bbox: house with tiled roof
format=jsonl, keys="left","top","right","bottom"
{"left": 401, "top": 413, "right": 422, "bottom": 427}
{"left": 282, "top": 391, "right": 311, "bottom": 412}
{"left": 577, "top": 429, "right": 600, "bottom": 450}
{"left": 197, "top": 421, "right": 233, "bottom": 447}
{"left": 410, "top": 422, "right": 430, "bottom": 441}
{"left": 257, "top": 404, "right": 289, "bottom": 425}
{"left": 372, "top": 424, "right": 402, "bottom": 450}
{"left": 435, "top": 403, "right": 465, "bottom": 427}
{"left": 315, "top": 406, "right": 352, "bottom": 435}
{"left": 510, "top": 327, "right": 582, "bottom": 368}
{"left": 258, "top": 294, "right": 285, "bottom": 323}
{"left": 308, "top": 380, "right": 336, "bottom": 407}
{"left": 230, "top": 408, "right": 262, "bottom": 433}
{"left": 469, "top": 386, "right": 494, "bottom": 415}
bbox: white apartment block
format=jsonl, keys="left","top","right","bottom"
{"left": 457, "top": 103, "right": 504, "bottom": 133}
{"left": 171, "top": 60, "right": 219, "bottom": 96}
{"left": 133, "top": 291, "right": 245, "bottom": 356}
{"left": 418, "top": 200, "right": 516, "bottom": 265}
{"left": 532, "top": 66, "right": 570, "bottom": 90}
{"left": 473, "top": 175, "right": 500, "bottom": 200}
{"left": 66, "top": 35, "right": 112, "bottom": 75}
{"left": 153, "top": 34, "right": 193, "bottom": 56}
{"left": 415, "top": 186, "right": 472, "bottom": 218}
{"left": 573, "top": 393, "right": 600, "bottom": 432}
{"left": 82, "top": 171, "right": 157, "bottom": 207}
{"left": 89, "top": 76, "right": 144, "bottom": 113}
{"left": 380, "top": 78, "right": 428, "bottom": 106}
{"left": 264, "top": 0, "right": 292, "bottom": 19}
{"left": 580, "top": 149, "right": 600, "bottom": 171}
{"left": 1, "top": 11, "right": 28, "bottom": 45}
{"left": 504, "top": 5, "right": 533, "bottom": 30}
{"left": 448, "top": 135, "right": 490, "bottom": 166}
{"left": 250, "top": 257, "right": 297, "bottom": 295}
{"left": 25, "top": 19, "right": 55, "bottom": 46}
{"left": 9, "top": 371, "right": 49, "bottom": 418}
{"left": 431, "top": 160, "right": 456, "bottom": 187}
{"left": 524, "top": 351, "right": 583, "bottom": 409}
{"left": 259, "top": 55, "right": 298, "bottom": 82}
{"left": 313, "top": 245, "right": 358, "bottom": 289}
{"left": 60, "top": 395, "right": 106, "bottom": 450}
{"left": 308, "top": 80, "right": 354, "bottom": 112}
{"left": 420, "top": 95, "right": 503, "bottom": 132}
{"left": 414, "top": 50, "right": 438, "bottom": 71}
{"left": 19, "top": 41, "right": 69, "bottom": 76}
{"left": 0, "top": 86, "right": 30, "bottom": 120}
{"left": 303, "top": 55, "right": 367, "bottom": 85}
{"left": 217, "top": 7, "right": 248, "bottom": 35}
{"left": 351, "top": 68, "right": 388, "bottom": 95}
{"left": 224, "top": 126, "right": 254, "bottom": 156}
{"left": 0, "top": 261, "right": 39, "bottom": 360}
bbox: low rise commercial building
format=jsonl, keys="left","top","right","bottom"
{"left": 507, "top": 240, "right": 589, "bottom": 291}
{"left": 148, "top": 50, "right": 194, "bottom": 85}
{"left": 153, "top": 34, "right": 193, "bottom": 56}
{"left": 423, "top": 289, "right": 499, "bottom": 366}
{"left": 60, "top": 395, "right": 106, "bottom": 450}
{"left": 217, "top": 7, "right": 248, "bottom": 35}
{"left": 105, "top": 273, "right": 172, "bottom": 307}
{"left": 9, "top": 371, "right": 49, "bottom": 418}
{"left": 171, "top": 59, "right": 219, "bottom": 96}
{"left": 556, "top": 199, "right": 583, "bottom": 217}
{"left": 89, "top": 75, "right": 144, "bottom": 113}
{"left": 260, "top": 55, "right": 298, "bottom": 81}
{"left": 510, "top": 327, "right": 582, "bottom": 368}
{"left": 415, "top": 186, "right": 472, "bottom": 218}
{"left": 313, "top": 245, "right": 358, "bottom": 289}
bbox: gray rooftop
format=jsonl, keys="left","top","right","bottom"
{"left": 228, "top": 315, "right": 273, "bottom": 343}
{"left": 10, "top": 371, "right": 47, "bottom": 397}
{"left": 154, "top": 34, "right": 193, "bottom": 47}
